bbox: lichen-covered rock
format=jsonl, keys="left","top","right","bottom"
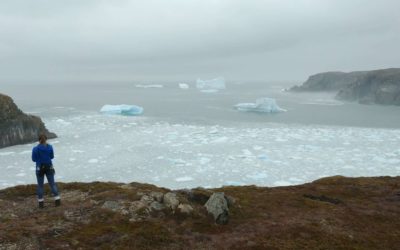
{"left": 0, "top": 93, "right": 56, "bottom": 148}
{"left": 164, "top": 192, "right": 179, "bottom": 210}
{"left": 129, "top": 200, "right": 147, "bottom": 213}
{"left": 150, "top": 191, "right": 164, "bottom": 203}
{"left": 140, "top": 194, "right": 154, "bottom": 204}
{"left": 101, "top": 201, "right": 122, "bottom": 211}
{"left": 149, "top": 201, "right": 166, "bottom": 211}
{"left": 204, "top": 192, "right": 229, "bottom": 225}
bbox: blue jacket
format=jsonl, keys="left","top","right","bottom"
{"left": 32, "top": 144, "right": 54, "bottom": 168}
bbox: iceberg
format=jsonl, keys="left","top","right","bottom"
{"left": 196, "top": 77, "right": 225, "bottom": 92}
{"left": 234, "top": 98, "right": 286, "bottom": 113}
{"left": 178, "top": 83, "right": 189, "bottom": 89}
{"left": 100, "top": 105, "right": 143, "bottom": 116}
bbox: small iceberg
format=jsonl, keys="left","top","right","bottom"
{"left": 100, "top": 105, "right": 144, "bottom": 116}
{"left": 196, "top": 77, "right": 225, "bottom": 92}
{"left": 234, "top": 98, "right": 286, "bottom": 113}
{"left": 178, "top": 83, "right": 189, "bottom": 89}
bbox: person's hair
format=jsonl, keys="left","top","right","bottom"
{"left": 38, "top": 134, "right": 47, "bottom": 144}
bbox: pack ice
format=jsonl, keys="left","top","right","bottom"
{"left": 100, "top": 105, "right": 144, "bottom": 116}
{"left": 234, "top": 98, "right": 286, "bottom": 113}
{"left": 196, "top": 77, "right": 226, "bottom": 92}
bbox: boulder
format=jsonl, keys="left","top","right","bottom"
{"left": 204, "top": 192, "right": 229, "bottom": 225}
{"left": 129, "top": 200, "right": 147, "bottom": 213}
{"left": 101, "top": 201, "right": 121, "bottom": 212}
{"left": 149, "top": 201, "right": 166, "bottom": 211}
{"left": 150, "top": 191, "right": 164, "bottom": 203}
{"left": 164, "top": 192, "right": 179, "bottom": 210}
{"left": 140, "top": 194, "right": 154, "bottom": 204}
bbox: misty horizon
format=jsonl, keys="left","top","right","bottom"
{"left": 0, "top": 0, "right": 400, "bottom": 84}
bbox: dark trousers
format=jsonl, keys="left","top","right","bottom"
{"left": 36, "top": 171, "right": 59, "bottom": 201}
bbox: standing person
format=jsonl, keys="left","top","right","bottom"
{"left": 32, "top": 134, "right": 61, "bottom": 208}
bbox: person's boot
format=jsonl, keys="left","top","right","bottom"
{"left": 39, "top": 201, "right": 44, "bottom": 209}
{"left": 55, "top": 199, "right": 61, "bottom": 207}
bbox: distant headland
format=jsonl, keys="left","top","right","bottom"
{"left": 290, "top": 68, "right": 400, "bottom": 105}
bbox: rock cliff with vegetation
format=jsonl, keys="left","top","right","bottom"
{"left": 0, "top": 93, "right": 56, "bottom": 148}
{"left": 0, "top": 176, "right": 399, "bottom": 249}
{"left": 290, "top": 68, "right": 400, "bottom": 105}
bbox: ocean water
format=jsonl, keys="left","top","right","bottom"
{"left": 1, "top": 81, "right": 400, "bottom": 189}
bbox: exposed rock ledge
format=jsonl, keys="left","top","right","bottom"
{"left": 0, "top": 176, "right": 399, "bottom": 249}
{"left": 0, "top": 93, "right": 56, "bottom": 148}
{"left": 290, "top": 68, "right": 400, "bottom": 105}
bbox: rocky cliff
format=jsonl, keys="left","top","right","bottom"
{"left": 0, "top": 176, "right": 399, "bottom": 249}
{"left": 290, "top": 68, "right": 400, "bottom": 105}
{"left": 0, "top": 93, "right": 56, "bottom": 148}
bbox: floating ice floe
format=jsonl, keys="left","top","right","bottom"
{"left": 178, "top": 83, "right": 189, "bottom": 89}
{"left": 100, "top": 105, "right": 143, "bottom": 116}
{"left": 196, "top": 77, "right": 225, "bottom": 92}
{"left": 234, "top": 98, "right": 286, "bottom": 113}
{"left": 135, "top": 84, "right": 163, "bottom": 88}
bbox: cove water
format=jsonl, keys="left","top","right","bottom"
{"left": 1, "top": 81, "right": 400, "bottom": 189}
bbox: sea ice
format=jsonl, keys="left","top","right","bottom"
{"left": 135, "top": 84, "right": 163, "bottom": 88}
{"left": 100, "top": 105, "right": 143, "bottom": 116}
{"left": 0, "top": 152, "right": 15, "bottom": 156}
{"left": 88, "top": 159, "right": 99, "bottom": 164}
{"left": 234, "top": 98, "right": 286, "bottom": 113}
{"left": 273, "top": 180, "right": 293, "bottom": 186}
{"left": 196, "top": 77, "right": 225, "bottom": 91}
{"left": 175, "top": 176, "right": 194, "bottom": 182}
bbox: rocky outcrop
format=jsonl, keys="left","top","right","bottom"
{"left": 290, "top": 68, "right": 400, "bottom": 105}
{"left": 290, "top": 71, "right": 365, "bottom": 92}
{"left": 0, "top": 176, "right": 400, "bottom": 249}
{"left": 0, "top": 93, "right": 56, "bottom": 148}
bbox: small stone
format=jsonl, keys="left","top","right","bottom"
{"left": 90, "top": 199, "right": 100, "bottom": 205}
{"left": 121, "top": 209, "right": 130, "bottom": 216}
{"left": 178, "top": 204, "right": 193, "bottom": 214}
{"left": 149, "top": 201, "right": 166, "bottom": 211}
{"left": 150, "top": 191, "right": 164, "bottom": 203}
{"left": 164, "top": 192, "right": 180, "bottom": 210}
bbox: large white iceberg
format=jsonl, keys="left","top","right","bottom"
{"left": 196, "top": 77, "right": 225, "bottom": 92}
{"left": 100, "top": 105, "right": 144, "bottom": 116}
{"left": 234, "top": 98, "right": 286, "bottom": 113}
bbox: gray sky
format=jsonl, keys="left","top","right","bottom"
{"left": 1, "top": 0, "right": 400, "bottom": 83}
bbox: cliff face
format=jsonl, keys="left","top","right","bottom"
{"left": 290, "top": 71, "right": 364, "bottom": 92}
{"left": 0, "top": 93, "right": 56, "bottom": 148}
{"left": 336, "top": 69, "right": 400, "bottom": 105}
{"left": 290, "top": 68, "right": 400, "bottom": 105}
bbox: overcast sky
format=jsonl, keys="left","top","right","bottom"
{"left": 0, "top": 0, "right": 399, "bottom": 83}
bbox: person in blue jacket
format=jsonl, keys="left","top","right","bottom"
{"left": 32, "top": 134, "right": 61, "bottom": 208}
